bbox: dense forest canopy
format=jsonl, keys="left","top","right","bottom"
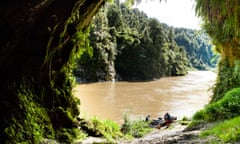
{"left": 74, "top": 2, "right": 216, "bottom": 82}
{"left": 0, "top": 0, "right": 239, "bottom": 143}
{"left": 174, "top": 28, "right": 217, "bottom": 69}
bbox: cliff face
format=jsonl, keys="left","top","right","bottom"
{"left": 0, "top": 0, "right": 104, "bottom": 143}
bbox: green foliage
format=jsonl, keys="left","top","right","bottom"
{"left": 74, "top": 7, "right": 117, "bottom": 81}
{"left": 2, "top": 80, "right": 54, "bottom": 143}
{"left": 180, "top": 116, "right": 191, "bottom": 125}
{"left": 121, "top": 114, "right": 132, "bottom": 135}
{"left": 117, "top": 11, "right": 189, "bottom": 79}
{"left": 107, "top": 3, "right": 124, "bottom": 31}
{"left": 124, "top": 0, "right": 135, "bottom": 8}
{"left": 82, "top": 117, "right": 122, "bottom": 142}
{"left": 174, "top": 28, "right": 218, "bottom": 69}
{"left": 121, "top": 114, "right": 152, "bottom": 138}
{"left": 79, "top": 115, "right": 152, "bottom": 141}
{"left": 56, "top": 128, "right": 81, "bottom": 143}
{"left": 200, "top": 116, "right": 240, "bottom": 143}
{"left": 0, "top": 0, "right": 106, "bottom": 143}
{"left": 212, "top": 59, "right": 240, "bottom": 102}
{"left": 76, "top": 2, "right": 216, "bottom": 81}
{"left": 195, "top": 0, "right": 240, "bottom": 44}
{"left": 195, "top": 0, "right": 240, "bottom": 101}
{"left": 92, "top": 117, "right": 122, "bottom": 141}
{"left": 72, "top": 29, "right": 93, "bottom": 59}
{"left": 191, "top": 109, "right": 208, "bottom": 122}
{"left": 193, "top": 87, "right": 240, "bottom": 122}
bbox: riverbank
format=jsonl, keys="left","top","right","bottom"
{"left": 78, "top": 121, "right": 214, "bottom": 144}
{"left": 75, "top": 86, "right": 240, "bottom": 144}
{"left": 40, "top": 118, "right": 225, "bottom": 144}
{"left": 74, "top": 71, "right": 216, "bottom": 124}
{"left": 77, "top": 121, "right": 187, "bottom": 144}
{"left": 72, "top": 71, "right": 217, "bottom": 143}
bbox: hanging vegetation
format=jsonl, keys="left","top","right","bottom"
{"left": 0, "top": 0, "right": 105, "bottom": 143}
{"left": 195, "top": 0, "right": 240, "bottom": 102}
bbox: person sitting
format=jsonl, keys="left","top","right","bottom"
{"left": 164, "top": 112, "right": 172, "bottom": 127}
{"left": 145, "top": 114, "right": 151, "bottom": 122}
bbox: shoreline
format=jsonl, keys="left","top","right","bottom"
{"left": 78, "top": 121, "right": 207, "bottom": 144}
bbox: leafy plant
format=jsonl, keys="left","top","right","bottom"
{"left": 200, "top": 116, "right": 240, "bottom": 143}
{"left": 81, "top": 116, "right": 122, "bottom": 142}
{"left": 121, "top": 114, "right": 152, "bottom": 138}
{"left": 193, "top": 87, "right": 240, "bottom": 122}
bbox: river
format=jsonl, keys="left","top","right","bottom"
{"left": 73, "top": 71, "right": 216, "bottom": 123}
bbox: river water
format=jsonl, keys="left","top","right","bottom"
{"left": 73, "top": 71, "right": 216, "bottom": 123}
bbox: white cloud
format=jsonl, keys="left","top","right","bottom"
{"left": 134, "top": 0, "right": 201, "bottom": 29}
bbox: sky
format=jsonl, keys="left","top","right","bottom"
{"left": 134, "top": 0, "right": 201, "bottom": 30}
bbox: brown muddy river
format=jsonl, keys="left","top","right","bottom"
{"left": 73, "top": 71, "right": 216, "bottom": 123}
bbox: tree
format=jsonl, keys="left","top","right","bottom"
{"left": 75, "top": 8, "right": 117, "bottom": 81}
{"left": 174, "top": 28, "right": 216, "bottom": 70}
{"left": 76, "top": 2, "right": 218, "bottom": 81}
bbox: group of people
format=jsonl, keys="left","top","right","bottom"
{"left": 145, "top": 112, "right": 177, "bottom": 128}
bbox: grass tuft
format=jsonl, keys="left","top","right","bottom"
{"left": 121, "top": 114, "right": 152, "bottom": 138}
{"left": 189, "top": 87, "right": 240, "bottom": 143}
{"left": 200, "top": 116, "right": 240, "bottom": 142}
{"left": 192, "top": 87, "right": 240, "bottom": 122}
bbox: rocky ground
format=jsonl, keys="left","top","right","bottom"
{"left": 78, "top": 121, "right": 219, "bottom": 144}
{"left": 41, "top": 121, "right": 222, "bottom": 144}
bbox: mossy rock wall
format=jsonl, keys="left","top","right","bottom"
{"left": 0, "top": 0, "right": 104, "bottom": 143}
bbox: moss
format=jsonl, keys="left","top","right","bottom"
{"left": 0, "top": 0, "right": 105, "bottom": 143}
{"left": 2, "top": 79, "right": 54, "bottom": 143}
{"left": 56, "top": 128, "right": 81, "bottom": 143}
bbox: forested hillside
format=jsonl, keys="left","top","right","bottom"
{"left": 74, "top": 2, "right": 216, "bottom": 82}
{"left": 174, "top": 28, "right": 217, "bottom": 69}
